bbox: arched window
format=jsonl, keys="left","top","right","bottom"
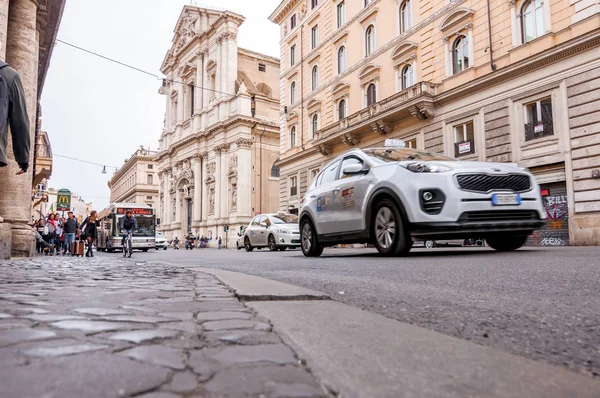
{"left": 452, "top": 35, "right": 469, "bottom": 74}
{"left": 367, "top": 83, "right": 376, "bottom": 106}
{"left": 401, "top": 64, "right": 413, "bottom": 89}
{"left": 338, "top": 46, "right": 346, "bottom": 74}
{"left": 338, "top": 99, "right": 347, "bottom": 120}
{"left": 399, "top": 0, "right": 412, "bottom": 33}
{"left": 365, "top": 25, "right": 375, "bottom": 56}
{"left": 521, "top": 0, "right": 544, "bottom": 43}
{"left": 290, "top": 82, "right": 296, "bottom": 104}
{"left": 290, "top": 126, "right": 296, "bottom": 149}
{"left": 270, "top": 163, "right": 280, "bottom": 177}
{"left": 311, "top": 66, "right": 319, "bottom": 91}
{"left": 311, "top": 114, "right": 319, "bottom": 135}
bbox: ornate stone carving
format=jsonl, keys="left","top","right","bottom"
{"left": 341, "top": 134, "right": 360, "bottom": 146}
{"left": 201, "top": 151, "right": 209, "bottom": 160}
{"left": 209, "top": 188, "right": 215, "bottom": 214}
{"left": 370, "top": 121, "right": 392, "bottom": 135}
{"left": 229, "top": 153, "right": 238, "bottom": 171}
{"left": 215, "top": 143, "right": 230, "bottom": 153}
{"left": 317, "top": 144, "right": 332, "bottom": 156}
{"left": 220, "top": 31, "right": 237, "bottom": 42}
{"left": 299, "top": 1, "right": 308, "bottom": 20}
{"left": 235, "top": 138, "right": 253, "bottom": 149}
{"left": 172, "top": 198, "right": 176, "bottom": 219}
{"left": 283, "top": 22, "right": 288, "bottom": 36}
{"left": 231, "top": 184, "right": 237, "bottom": 210}
{"left": 206, "top": 161, "right": 216, "bottom": 175}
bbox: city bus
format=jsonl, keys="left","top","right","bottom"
{"left": 96, "top": 203, "right": 156, "bottom": 252}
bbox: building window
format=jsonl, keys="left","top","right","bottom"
{"left": 290, "top": 176, "right": 298, "bottom": 197}
{"left": 365, "top": 25, "right": 375, "bottom": 56}
{"left": 311, "top": 25, "right": 319, "bottom": 49}
{"left": 338, "top": 99, "right": 347, "bottom": 120}
{"left": 290, "top": 45, "right": 296, "bottom": 66}
{"left": 290, "top": 126, "right": 297, "bottom": 149}
{"left": 311, "top": 114, "right": 319, "bottom": 137}
{"left": 258, "top": 63, "right": 266, "bottom": 72}
{"left": 366, "top": 83, "right": 377, "bottom": 106}
{"left": 524, "top": 97, "right": 554, "bottom": 141}
{"left": 399, "top": 0, "right": 412, "bottom": 33}
{"left": 290, "top": 82, "right": 296, "bottom": 105}
{"left": 310, "top": 168, "right": 320, "bottom": 184}
{"left": 401, "top": 64, "right": 413, "bottom": 89}
{"left": 337, "top": 1, "right": 346, "bottom": 28}
{"left": 406, "top": 137, "right": 418, "bottom": 149}
{"left": 337, "top": 46, "right": 346, "bottom": 74}
{"left": 147, "top": 164, "right": 153, "bottom": 169}
{"left": 453, "top": 121, "right": 475, "bottom": 157}
{"left": 146, "top": 196, "right": 153, "bottom": 200}
{"left": 290, "top": 14, "right": 296, "bottom": 29}
{"left": 452, "top": 35, "right": 469, "bottom": 74}
{"left": 311, "top": 0, "right": 318, "bottom": 9}
{"left": 271, "top": 164, "right": 280, "bottom": 177}
{"left": 521, "top": 0, "right": 544, "bottom": 43}
{"left": 311, "top": 65, "right": 319, "bottom": 91}
{"left": 147, "top": 174, "right": 153, "bottom": 185}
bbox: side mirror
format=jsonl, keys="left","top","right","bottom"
{"left": 260, "top": 222, "right": 268, "bottom": 228}
{"left": 343, "top": 163, "right": 367, "bottom": 175}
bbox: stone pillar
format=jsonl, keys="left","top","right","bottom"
{"left": 0, "top": 0, "right": 39, "bottom": 257}
{"left": 0, "top": 0, "right": 9, "bottom": 60}
{"left": 216, "top": 38, "right": 222, "bottom": 97}
{"left": 220, "top": 146, "right": 228, "bottom": 220}
{"left": 226, "top": 31, "right": 238, "bottom": 96}
{"left": 175, "top": 190, "right": 181, "bottom": 226}
{"left": 164, "top": 168, "right": 171, "bottom": 225}
{"left": 213, "top": 147, "right": 221, "bottom": 221}
{"left": 201, "top": 152, "right": 208, "bottom": 223}
{"left": 195, "top": 52, "right": 203, "bottom": 113}
{"left": 236, "top": 138, "right": 253, "bottom": 217}
{"left": 192, "top": 155, "right": 202, "bottom": 225}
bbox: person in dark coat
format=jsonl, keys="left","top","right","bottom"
{"left": 80, "top": 210, "right": 99, "bottom": 257}
{"left": 0, "top": 61, "right": 30, "bottom": 174}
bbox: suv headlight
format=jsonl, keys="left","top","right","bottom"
{"left": 403, "top": 163, "right": 452, "bottom": 173}
{"left": 275, "top": 229, "right": 290, "bottom": 234}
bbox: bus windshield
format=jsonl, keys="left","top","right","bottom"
{"left": 117, "top": 215, "right": 155, "bottom": 237}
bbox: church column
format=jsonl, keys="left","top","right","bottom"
{"left": 195, "top": 52, "right": 203, "bottom": 113}
{"left": 175, "top": 189, "right": 182, "bottom": 226}
{"left": 0, "top": 0, "right": 40, "bottom": 257}
{"left": 175, "top": 72, "right": 184, "bottom": 136}
{"left": 192, "top": 155, "right": 202, "bottom": 225}
{"left": 201, "top": 152, "right": 209, "bottom": 223}
{"left": 215, "top": 37, "right": 222, "bottom": 98}
{"left": 225, "top": 29, "right": 238, "bottom": 96}
{"left": 220, "top": 144, "right": 230, "bottom": 220}
{"left": 235, "top": 138, "right": 253, "bottom": 217}
{"left": 164, "top": 167, "right": 171, "bottom": 225}
{"left": 213, "top": 147, "right": 222, "bottom": 221}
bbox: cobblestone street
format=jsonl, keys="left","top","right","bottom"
{"left": 0, "top": 256, "right": 327, "bottom": 398}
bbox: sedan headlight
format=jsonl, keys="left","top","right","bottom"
{"left": 403, "top": 163, "right": 453, "bottom": 173}
{"left": 275, "top": 229, "right": 290, "bottom": 234}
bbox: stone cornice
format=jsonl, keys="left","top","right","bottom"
{"left": 269, "top": 0, "right": 302, "bottom": 24}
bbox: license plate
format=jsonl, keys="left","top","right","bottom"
{"left": 492, "top": 194, "right": 521, "bottom": 206}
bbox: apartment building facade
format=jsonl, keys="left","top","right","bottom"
{"left": 108, "top": 147, "right": 159, "bottom": 211}
{"left": 269, "top": 0, "right": 600, "bottom": 246}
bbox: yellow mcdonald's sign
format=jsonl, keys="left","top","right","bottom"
{"left": 56, "top": 189, "right": 71, "bottom": 211}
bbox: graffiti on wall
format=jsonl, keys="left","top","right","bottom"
{"left": 529, "top": 194, "right": 569, "bottom": 246}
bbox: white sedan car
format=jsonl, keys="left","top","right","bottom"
{"left": 299, "top": 142, "right": 546, "bottom": 257}
{"left": 243, "top": 213, "right": 301, "bottom": 251}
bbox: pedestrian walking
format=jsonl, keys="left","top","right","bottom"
{"left": 53, "top": 214, "right": 64, "bottom": 254}
{"left": 0, "top": 61, "right": 30, "bottom": 175}
{"left": 35, "top": 219, "right": 45, "bottom": 254}
{"left": 80, "top": 210, "right": 99, "bottom": 257}
{"left": 218, "top": 236, "right": 222, "bottom": 250}
{"left": 45, "top": 214, "right": 57, "bottom": 256}
{"left": 62, "top": 211, "right": 78, "bottom": 255}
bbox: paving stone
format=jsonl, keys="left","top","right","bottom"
{"left": 8, "top": 307, "right": 50, "bottom": 315}
{"left": 206, "top": 344, "right": 298, "bottom": 366}
{"left": 50, "top": 320, "right": 134, "bottom": 334}
{"left": 25, "top": 314, "right": 87, "bottom": 322}
{"left": 103, "top": 315, "right": 175, "bottom": 324}
{"left": 158, "top": 312, "right": 194, "bottom": 320}
{"left": 119, "top": 345, "right": 186, "bottom": 370}
{"left": 0, "top": 354, "right": 26, "bottom": 368}
{"left": 205, "top": 365, "right": 326, "bottom": 397}
{"left": 0, "top": 328, "right": 56, "bottom": 347}
{"left": 204, "top": 330, "right": 282, "bottom": 346}
{"left": 137, "top": 393, "right": 180, "bottom": 398}
{"left": 187, "top": 351, "right": 220, "bottom": 381}
{"left": 196, "top": 311, "right": 253, "bottom": 322}
{"left": 73, "top": 308, "right": 131, "bottom": 316}
{"left": 109, "top": 329, "right": 179, "bottom": 343}
{"left": 169, "top": 371, "right": 199, "bottom": 393}
{"left": 162, "top": 333, "right": 204, "bottom": 349}
{"left": 202, "top": 319, "right": 272, "bottom": 332}
{"left": 0, "top": 351, "right": 170, "bottom": 398}
{"left": 16, "top": 300, "right": 51, "bottom": 306}
{"left": 160, "top": 322, "right": 202, "bottom": 334}
{"left": 0, "top": 293, "right": 38, "bottom": 300}
{"left": 120, "top": 305, "right": 158, "bottom": 313}
{"left": 23, "top": 343, "right": 109, "bottom": 357}
{"left": 0, "top": 313, "right": 13, "bottom": 318}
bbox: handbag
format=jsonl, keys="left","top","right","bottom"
{"left": 43, "top": 225, "right": 49, "bottom": 235}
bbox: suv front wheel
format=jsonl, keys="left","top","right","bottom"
{"left": 486, "top": 234, "right": 528, "bottom": 251}
{"left": 373, "top": 199, "right": 411, "bottom": 256}
{"left": 300, "top": 219, "right": 323, "bottom": 257}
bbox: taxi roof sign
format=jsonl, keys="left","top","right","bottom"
{"left": 384, "top": 139, "right": 406, "bottom": 148}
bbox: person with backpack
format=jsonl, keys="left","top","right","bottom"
{"left": 62, "top": 211, "right": 79, "bottom": 255}
{"left": 119, "top": 210, "right": 138, "bottom": 247}
{"left": 0, "top": 61, "right": 30, "bottom": 175}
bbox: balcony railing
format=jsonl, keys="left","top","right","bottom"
{"left": 313, "top": 82, "right": 436, "bottom": 143}
{"left": 524, "top": 120, "right": 554, "bottom": 141}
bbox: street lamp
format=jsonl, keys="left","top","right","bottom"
{"left": 101, "top": 166, "right": 107, "bottom": 174}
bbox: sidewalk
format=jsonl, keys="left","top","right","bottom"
{"left": 0, "top": 256, "right": 327, "bottom": 398}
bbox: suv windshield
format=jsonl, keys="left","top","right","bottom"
{"left": 367, "top": 148, "right": 455, "bottom": 163}
{"left": 271, "top": 214, "right": 299, "bottom": 224}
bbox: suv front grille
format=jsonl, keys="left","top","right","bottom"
{"left": 456, "top": 174, "right": 531, "bottom": 193}
{"left": 458, "top": 210, "right": 540, "bottom": 223}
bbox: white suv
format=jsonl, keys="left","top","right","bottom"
{"left": 299, "top": 144, "right": 545, "bottom": 257}
{"left": 243, "top": 213, "right": 300, "bottom": 251}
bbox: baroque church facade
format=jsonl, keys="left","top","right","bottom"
{"left": 156, "top": 6, "right": 281, "bottom": 245}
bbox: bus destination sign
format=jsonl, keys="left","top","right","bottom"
{"left": 116, "top": 208, "right": 153, "bottom": 215}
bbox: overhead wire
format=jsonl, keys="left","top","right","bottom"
{"left": 55, "top": 39, "right": 235, "bottom": 98}
{"left": 53, "top": 153, "right": 117, "bottom": 169}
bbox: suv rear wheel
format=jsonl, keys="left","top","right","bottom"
{"left": 244, "top": 236, "right": 254, "bottom": 252}
{"left": 373, "top": 199, "right": 411, "bottom": 256}
{"left": 301, "top": 219, "right": 323, "bottom": 257}
{"left": 486, "top": 234, "right": 528, "bottom": 251}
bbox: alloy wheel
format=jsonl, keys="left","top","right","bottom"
{"left": 302, "top": 223, "right": 312, "bottom": 253}
{"left": 375, "top": 207, "right": 396, "bottom": 250}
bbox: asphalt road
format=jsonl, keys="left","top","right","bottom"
{"left": 131, "top": 245, "right": 600, "bottom": 379}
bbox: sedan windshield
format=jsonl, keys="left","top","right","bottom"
{"left": 367, "top": 148, "right": 455, "bottom": 163}
{"left": 270, "top": 214, "right": 299, "bottom": 224}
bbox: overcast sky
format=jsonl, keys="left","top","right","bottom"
{"left": 41, "top": 0, "right": 281, "bottom": 211}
